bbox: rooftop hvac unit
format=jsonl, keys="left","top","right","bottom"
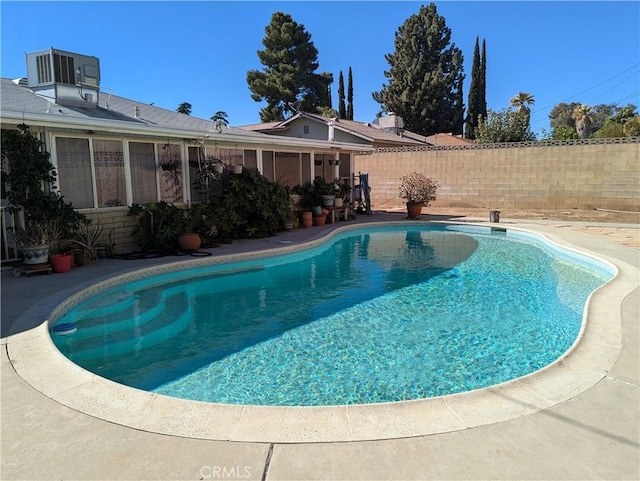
{"left": 25, "top": 48, "right": 101, "bottom": 108}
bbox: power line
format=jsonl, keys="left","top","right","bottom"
{"left": 588, "top": 70, "right": 640, "bottom": 104}
{"left": 530, "top": 63, "right": 640, "bottom": 115}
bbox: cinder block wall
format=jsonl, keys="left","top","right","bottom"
{"left": 354, "top": 138, "right": 640, "bottom": 211}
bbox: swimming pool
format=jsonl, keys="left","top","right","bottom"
{"left": 51, "top": 224, "right": 613, "bottom": 406}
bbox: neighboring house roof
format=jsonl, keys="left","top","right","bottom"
{"left": 240, "top": 111, "right": 429, "bottom": 147}
{"left": 403, "top": 130, "right": 475, "bottom": 146}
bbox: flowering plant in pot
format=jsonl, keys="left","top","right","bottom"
{"left": 399, "top": 172, "right": 439, "bottom": 219}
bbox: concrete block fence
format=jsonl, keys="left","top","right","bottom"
{"left": 354, "top": 137, "right": 640, "bottom": 212}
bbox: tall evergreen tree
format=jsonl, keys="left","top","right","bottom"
{"left": 480, "top": 39, "right": 487, "bottom": 121}
{"left": 338, "top": 71, "right": 346, "bottom": 119}
{"left": 465, "top": 37, "right": 482, "bottom": 139}
{"left": 372, "top": 3, "right": 465, "bottom": 136}
{"left": 347, "top": 67, "right": 354, "bottom": 120}
{"left": 246, "top": 12, "right": 332, "bottom": 122}
{"left": 176, "top": 102, "right": 192, "bottom": 115}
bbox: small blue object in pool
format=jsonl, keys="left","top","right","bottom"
{"left": 53, "top": 322, "right": 77, "bottom": 336}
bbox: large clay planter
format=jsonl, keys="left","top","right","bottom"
{"left": 314, "top": 213, "right": 328, "bottom": 226}
{"left": 178, "top": 233, "right": 202, "bottom": 251}
{"left": 406, "top": 202, "right": 424, "bottom": 220}
{"left": 301, "top": 211, "right": 313, "bottom": 228}
{"left": 50, "top": 253, "right": 73, "bottom": 273}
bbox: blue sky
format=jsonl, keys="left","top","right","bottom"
{"left": 2, "top": 1, "right": 638, "bottom": 136}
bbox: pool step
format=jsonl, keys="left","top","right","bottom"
{"left": 54, "top": 291, "right": 193, "bottom": 361}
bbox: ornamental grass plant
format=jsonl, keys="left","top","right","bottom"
{"left": 399, "top": 172, "right": 439, "bottom": 205}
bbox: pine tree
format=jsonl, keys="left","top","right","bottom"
{"left": 347, "top": 67, "right": 354, "bottom": 120}
{"left": 246, "top": 12, "right": 332, "bottom": 122}
{"left": 176, "top": 102, "right": 192, "bottom": 115}
{"left": 338, "top": 71, "right": 346, "bottom": 119}
{"left": 372, "top": 3, "right": 465, "bottom": 136}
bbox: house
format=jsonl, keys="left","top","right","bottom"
{"left": 0, "top": 47, "right": 372, "bottom": 258}
{"left": 241, "top": 111, "right": 431, "bottom": 149}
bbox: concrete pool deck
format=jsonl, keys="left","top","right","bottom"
{"left": 1, "top": 211, "right": 639, "bottom": 480}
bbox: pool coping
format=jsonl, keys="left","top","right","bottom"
{"left": 5, "top": 221, "right": 636, "bottom": 444}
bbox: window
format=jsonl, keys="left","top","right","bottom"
{"left": 55, "top": 138, "right": 94, "bottom": 208}
{"left": 303, "top": 125, "right": 310, "bottom": 135}
{"left": 93, "top": 140, "right": 126, "bottom": 207}
{"left": 157, "top": 143, "right": 182, "bottom": 202}
{"left": 129, "top": 142, "right": 158, "bottom": 204}
{"left": 188, "top": 146, "right": 206, "bottom": 202}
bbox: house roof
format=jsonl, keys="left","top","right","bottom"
{"left": 403, "top": 131, "right": 475, "bottom": 146}
{"left": 1, "top": 79, "right": 373, "bottom": 152}
{"left": 240, "top": 112, "right": 429, "bottom": 146}
{"left": 0, "top": 77, "right": 267, "bottom": 140}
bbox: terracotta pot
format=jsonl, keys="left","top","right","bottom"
{"left": 334, "top": 197, "right": 343, "bottom": 207}
{"left": 406, "top": 202, "right": 424, "bottom": 220}
{"left": 301, "top": 211, "right": 313, "bottom": 228}
{"left": 178, "top": 233, "right": 202, "bottom": 251}
{"left": 232, "top": 165, "right": 243, "bottom": 174}
{"left": 50, "top": 253, "right": 73, "bottom": 273}
{"left": 314, "top": 213, "right": 328, "bottom": 226}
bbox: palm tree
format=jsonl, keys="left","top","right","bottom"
{"left": 572, "top": 104, "right": 596, "bottom": 139}
{"left": 509, "top": 92, "right": 535, "bottom": 113}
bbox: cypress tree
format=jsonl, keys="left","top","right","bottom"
{"left": 338, "top": 71, "right": 346, "bottom": 119}
{"left": 347, "top": 67, "right": 354, "bottom": 120}
{"left": 480, "top": 39, "right": 487, "bottom": 121}
{"left": 465, "top": 37, "right": 481, "bottom": 139}
{"left": 372, "top": 3, "right": 465, "bottom": 136}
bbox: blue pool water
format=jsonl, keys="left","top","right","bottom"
{"left": 52, "top": 225, "right": 612, "bottom": 406}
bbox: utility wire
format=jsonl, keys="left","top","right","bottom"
{"left": 530, "top": 63, "right": 640, "bottom": 115}
{"left": 588, "top": 70, "right": 640, "bottom": 104}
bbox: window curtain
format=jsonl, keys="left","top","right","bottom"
{"left": 188, "top": 146, "right": 206, "bottom": 202}
{"left": 55, "top": 137, "right": 94, "bottom": 208}
{"left": 157, "top": 143, "right": 182, "bottom": 203}
{"left": 93, "top": 139, "right": 126, "bottom": 207}
{"left": 275, "top": 152, "right": 300, "bottom": 188}
{"left": 129, "top": 142, "right": 157, "bottom": 204}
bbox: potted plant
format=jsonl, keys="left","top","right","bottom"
{"left": 71, "top": 221, "right": 104, "bottom": 265}
{"left": 399, "top": 172, "right": 440, "bottom": 220}
{"left": 2, "top": 124, "right": 86, "bottom": 264}
{"left": 333, "top": 178, "right": 351, "bottom": 207}
{"left": 292, "top": 181, "right": 322, "bottom": 214}
{"left": 8, "top": 220, "right": 59, "bottom": 265}
{"left": 177, "top": 205, "right": 204, "bottom": 252}
{"left": 313, "top": 176, "right": 336, "bottom": 207}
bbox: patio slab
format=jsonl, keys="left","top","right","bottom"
{"left": 1, "top": 212, "right": 638, "bottom": 480}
